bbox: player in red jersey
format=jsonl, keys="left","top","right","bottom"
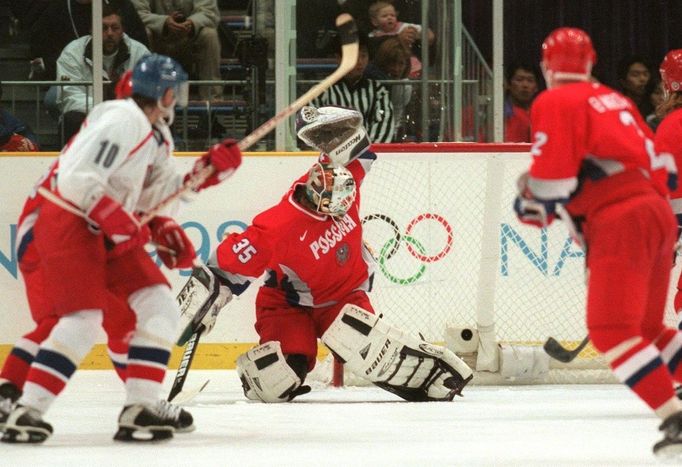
{"left": 656, "top": 49, "right": 682, "bottom": 329}
{"left": 655, "top": 49, "right": 682, "bottom": 404}
{"left": 514, "top": 28, "right": 682, "bottom": 456}
{"left": 179, "top": 105, "right": 473, "bottom": 403}
{"left": 0, "top": 56, "right": 242, "bottom": 444}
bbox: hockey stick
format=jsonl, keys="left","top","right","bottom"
{"left": 170, "top": 378, "right": 210, "bottom": 405}
{"left": 139, "top": 13, "right": 359, "bottom": 225}
{"left": 168, "top": 262, "right": 226, "bottom": 401}
{"left": 168, "top": 324, "right": 205, "bottom": 402}
{"left": 36, "top": 185, "right": 197, "bottom": 260}
{"left": 543, "top": 336, "right": 590, "bottom": 363}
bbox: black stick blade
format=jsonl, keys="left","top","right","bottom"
{"left": 543, "top": 336, "right": 589, "bottom": 363}
{"left": 335, "top": 13, "right": 358, "bottom": 45}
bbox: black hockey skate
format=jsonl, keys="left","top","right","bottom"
{"left": 1, "top": 406, "right": 53, "bottom": 443}
{"left": 113, "top": 400, "right": 194, "bottom": 442}
{"left": 653, "top": 411, "right": 682, "bottom": 457}
{"left": 0, "top": 381, "right": 21, "bottom": 432}
{"left": 157, "top": 399, "right": 195, "bottom": 433}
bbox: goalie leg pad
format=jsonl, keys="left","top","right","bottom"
{"left": 176, "top": 264, "right": 232, "bottom": 345}
{"left": 236, "top": 342, "right": 311, "bottom": 403}
{"left": 321, "top": 304, "right": 474, "bottom": 401}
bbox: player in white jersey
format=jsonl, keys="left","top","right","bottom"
{"left": 1, "top": 54, "right": 242, "bottom": 444}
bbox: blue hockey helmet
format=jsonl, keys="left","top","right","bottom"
{"left": 131, "top": 54, "right": 189, "bottom": 107}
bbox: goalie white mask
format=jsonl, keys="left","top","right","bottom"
{"left": 296, "top": 105, "right": 370, "bottom": 166}
{"left": 305, "top": 163, "right": 356, "bottom": 217}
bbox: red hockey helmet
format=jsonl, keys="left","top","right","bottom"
{"left": 115, "top": 69, "right": 133, "bottom": 99}
{"left": 541, "top": 27, "right": 596, "bottom": 83}
{"left": 660, "top": 49, "right": 682, "bottom": 93}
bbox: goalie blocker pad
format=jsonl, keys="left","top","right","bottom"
{"left": 236, "top": 342, "right": 311, "bottom": 403}
{"left": 322, "top": 304, "right": 473, "bottom": 401}
{"left": 176, "top": 264, "right": 232, "bottom": 345}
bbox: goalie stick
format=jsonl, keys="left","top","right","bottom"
{"left": 139, "top": 13, "right": 359, "bottom": 224}
{"left": 168, "top": 324, "right": 205, "bottom": 402}
{"left": 543, "top": 336, "right": 590, "bottom": 363}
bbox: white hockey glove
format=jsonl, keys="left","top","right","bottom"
{"left": 296, "top": 105, "right": 370, "bottom": 166}
{"left": 236, "top": 341, "right": 311, "bottom": 403}
{"left": 176, "top": 264, "right": 233, "bottom": 345}
{"left": 322, "top": 304, "right": 473, "bottom": 401}
{"left": 513, "top": 171, "right": 563, "bottom": 228}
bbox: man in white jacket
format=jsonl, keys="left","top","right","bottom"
{"left": 56, "top": 3, "right": 150, "bottom": 140}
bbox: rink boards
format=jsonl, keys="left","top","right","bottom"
{"left": 4, "top": 144, "right": 665, "bottom": 370}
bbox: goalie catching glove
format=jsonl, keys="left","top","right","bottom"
{"left": 296, "top": 105, "right": 370, "bottom": 166}
{"left": 322, "top": 304, "right": 473, "bottom": 401}
{"left": 176, "top": 264, "right": 233, "bottom": 345}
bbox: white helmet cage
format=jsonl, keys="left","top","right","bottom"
{"left": 305, "top": 163, "right": 357, "bottom": 217}
{"left": 296, "top": 106, "right": 365, "bottom": 157}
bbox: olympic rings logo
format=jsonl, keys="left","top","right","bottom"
{"left": 362, "top": 213, "right": 454, "bottom": 285}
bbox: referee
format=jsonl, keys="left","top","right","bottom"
{"left": 314, "top": 34, "right": 395, "bottom": 143}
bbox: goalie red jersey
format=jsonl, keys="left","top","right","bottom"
{"left": 213, "top": 154, "right": 376, "bottom": 308}
{"left": 181, "top": 105, "right": 473, "bottom": 404}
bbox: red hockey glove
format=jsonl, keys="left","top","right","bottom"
{"left": 149, "top": 216, "right": 196, "bottom": 269}
{"left": 87, "top": 195, "right": 150, "bottom": 256}
{"left": 185, "top": 139, "right": 242, "bottom": 192}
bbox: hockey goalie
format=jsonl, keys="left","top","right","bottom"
{"left": 177, "top": 105, "right": 473, "bottom": 403}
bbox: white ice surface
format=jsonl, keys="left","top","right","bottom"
{"left": 1, "top": 371, "right": 672, "bottom": 467}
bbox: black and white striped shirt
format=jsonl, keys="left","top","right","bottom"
{"left": 313, "top": 77, "right": 395, "bottom": 143}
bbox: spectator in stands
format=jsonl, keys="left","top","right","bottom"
{"left": 646, "top": 79, "right": 665, "bottom": 132}
{"left": 365, "top": 37, "right": 412, "bottom": 140}
{"left": 27, "top": 0, "right": 148, "bottom": 81}
{"left": 314, "top": 34, "right": 394, "bottom": 143}
{"left": 368, "top": 1, "right": 434, "bottom": 79}
{"left": 503, "top": 62, "right": 540, "bottom": 142}
{"left": 55, "top": 4, "right": 149, "bottom": 141}
{"left": 296, "top": 1, "right": 340, "bottom": 58}
{"left": 0, "top": 83, "right": 39, "bottom": 151}
{"left": 617, "top": 55, "right": 655, "bottom": 118}
{"left": 131, "top": 0, "right": 222, "bottom": 100}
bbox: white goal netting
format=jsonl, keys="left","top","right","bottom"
{"left": 317, "top": 149, "right": 679, "bottom": 385}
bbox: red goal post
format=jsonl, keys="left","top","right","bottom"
{"left": 316, "top": 142, "right": 679, "bottom": 386}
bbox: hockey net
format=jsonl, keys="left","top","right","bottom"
{"left": 311, "top": 144, "right": 680, "bottom": 386}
